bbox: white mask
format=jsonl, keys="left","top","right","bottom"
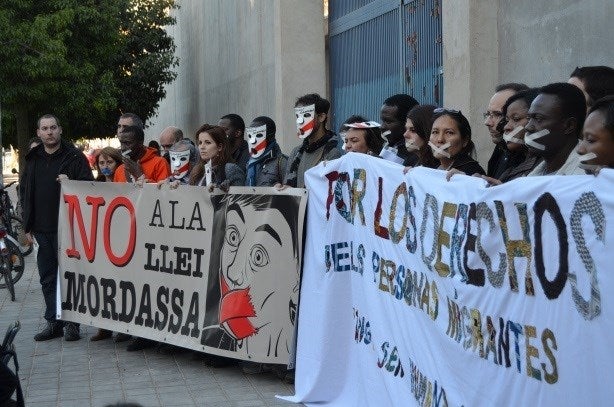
{"left": 246, "top": 124, "right": 268, "bottom": 158}
{"left": 295, "top": 104, "right": 316, "bottom": 139}
{"left": 169, "top": 149, "right": 191, "bottom": 180}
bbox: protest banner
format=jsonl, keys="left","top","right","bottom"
{"left": 285, "top": 152, "right": 614, "bottom": 406}
{"left": 57, "top": 182, "right": 307, "bottom": 365}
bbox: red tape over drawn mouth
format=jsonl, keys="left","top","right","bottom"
{"left": 172, "top": 162, "right": 190, "bottom": 176}
{"left": 300, "top": 120, "right": 314, "bottom": 135}
{"left": 219, "top": 278, "right": 257, "bottom": 340}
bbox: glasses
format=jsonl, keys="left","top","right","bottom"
{"left": 434, "top": 107, "right": 462, "bottom": 115}
{"left": 483, "top": 111, "right": 503, "bottom": 120}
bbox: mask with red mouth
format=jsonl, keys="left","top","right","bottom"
{"left": 295, "top": 104, "right": 316, "bottom": 139}
{"left": 219, "top": 277, "right": 258, "bottom": 340}
{"left": 169, "top": 149, "right": 191, "bottom": 181}
{"left": 246, "top": 124, "right": 268, "bottom": 158}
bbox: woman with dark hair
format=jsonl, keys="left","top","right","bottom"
{"left": 404, "top": 104, "right": 438, "bottom": 168}
{"left": 189, "top": 124, "right": 245, "bottom": 189}
{"left": 430, "top": 108, "right": 485, "bottom": 175}
{"left": 577, "top": 95, "right": 614, "bottom": 173}
{"left": 340, "top": 115, "right": 384, "bottom": 156}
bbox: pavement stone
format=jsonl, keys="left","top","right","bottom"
{"left": 0, "top": 252, "right": 302, "bottom": 406}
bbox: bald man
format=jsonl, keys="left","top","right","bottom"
{"left": 159, "top": 126, "right": 183, "bottom": 162}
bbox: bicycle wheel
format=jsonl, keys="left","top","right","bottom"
{"left": 0, "top": 239, "right": 24, "bottom": 289}
{"left": 9, "top": 215, "right": 32, "bottom": 256}
{"left": 1, "top": 258, "right": 16, "bottom": 301}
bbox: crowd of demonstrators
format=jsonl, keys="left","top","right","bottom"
{"left": 17, "top": 65, "right": 614, "bottom": 389}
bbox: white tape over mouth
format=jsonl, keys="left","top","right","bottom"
{"left": 578, "top": 152, "right": 601, "bottom": 171}
{"left": 405, "top": 139, "right": 420, "bottom": 151}
{"left": 503, "top": 126, "right": 525, "bottom": 145}
{"left": 524, "top": 129, "right": 549, "bottom": 151}
{"left": 428, "top": 141, "right": 451, "bottom": 158}
{"left": 121, "top": 149, "right": 132, "bottom": 157}
{"left": 381, "top": 130, "right": 391, "bottom": 139}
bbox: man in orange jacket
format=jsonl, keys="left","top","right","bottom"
{"left": 113, "top": 113, "right": 171, "bottom": 183}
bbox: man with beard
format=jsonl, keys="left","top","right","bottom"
{"left": 23, "top": 114, "right": 94, "bottom": 342}
{"left": 282, "top": 93, "right": 343, "bottom": 188}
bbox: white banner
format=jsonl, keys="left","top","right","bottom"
{"left": 57, "top": 182, "right": 306, "bottom": 365}
{"left": 287, "top": 152, "right": 614, "bottom": 406}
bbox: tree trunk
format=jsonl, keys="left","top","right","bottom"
{"left": 15, "top": 107, "right": 30, "bottom": 176}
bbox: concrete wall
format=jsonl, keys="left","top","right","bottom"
{"left": 147, "top": 0, "right": 327, "bottom": 155}
{"left": 443, "top": 0, "right": 614, "bottom": 167}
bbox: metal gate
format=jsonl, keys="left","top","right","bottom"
{"left": 328, "top": 0, "right": 443, "bottom": 132}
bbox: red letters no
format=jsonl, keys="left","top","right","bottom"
{"left": 64, "top": 194, "right": 106, "bottom": 262}
{"left": 103, "top": 197, "right": 137, "bottom": 267}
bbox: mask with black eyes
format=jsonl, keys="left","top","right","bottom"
{"left": 169, "top": 149, "right": 191, "bottom": 181}
{"left": 295, "top": 104, "right": 316, "bottom": 139}
{"left": 246, "top": 124, "right": 268, "bottom": 158}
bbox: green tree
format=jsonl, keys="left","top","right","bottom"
{"left": 0, "top": 0, "right": 178, "bottom": 159}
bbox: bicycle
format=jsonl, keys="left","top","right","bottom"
{"left": 0, "top": 225, "right": 24, "bottom": 302}
{"left": 0, "top": 181, "right": 32, "bottom": 257}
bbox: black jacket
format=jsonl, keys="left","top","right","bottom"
{"left": 22, "top": 140, "right": 94, "bottom": 233}
{"left": 451, "top": 153, "right": 486, "bottom": 175}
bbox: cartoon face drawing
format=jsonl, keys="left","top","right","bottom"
{"left": 169, "top": 148, "right": 191, "bottom": 180}
{"left": 218, "top": 195, "right": 299, "bottom": 358}
{"left": 246, "top": 124, "right": 268, "bottom": 158}
{"left": 295, "top": 104, "right": 316, "bottom": 139}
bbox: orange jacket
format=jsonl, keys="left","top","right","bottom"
{"left": 113, "top": 147, "right": 171, "bottom": 182}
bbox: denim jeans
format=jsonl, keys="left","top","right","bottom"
{"left": 34, "top": 232, "right": 59, "bottom": 322}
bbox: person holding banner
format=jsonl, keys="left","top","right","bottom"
{"left": 245, "top": 116, "right": 287, "bottom": 186}
{"left": 282, "top": 93, "right": 343, "bottom": 188}
{"left": 340, "top": 117, "right": 384, "bottom": 156}
{"left": 474, "top": 89, "right": 542, "bottom": 185}
{"left": 188, "top": 124, "right": 245, "bottom": 189}
{"left": 166, "top": 139, "right": 199, "bottom": 185}
{"left": 526, "top": 83, "right": 587, "bottom": 176}
{"left": 403, "top": 104, "right": 439, "bottom": 169}
{"left": 23, "top": 114, "right": 94, "bottom": 342}
{"left": 577, "top": 95, "right": 614, "bottom": 173}
{"left": 113, "top": 113, "right": 171, "bottom": 183}
{"left": 429, "top": 108, "right": 485, "bottom": 175}
{"left": 379, "top": 94, "right": 420, "bottom": 166}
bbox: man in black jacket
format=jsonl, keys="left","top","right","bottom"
{"left": 22, "top": 114, "right": 94, "bottom": 342}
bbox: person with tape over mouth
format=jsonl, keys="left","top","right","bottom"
{"left": 576, "top": 95, "right": 614, "bottom": 174}
{"left": 525, "top": 83, "right": 586, "bottom": 176}
{"left": 429, "top": 108, "right": 485, "bottom": 176}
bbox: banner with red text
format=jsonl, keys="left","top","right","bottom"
{"left": 285, "top": 152, "right": 613, "bottom": 406}
{"left": 57, "top": 182, "right": 306, "bottom": 365}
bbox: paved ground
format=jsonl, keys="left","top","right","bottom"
{"left": 0, "top": 251, "right": 300, "bottom": 406}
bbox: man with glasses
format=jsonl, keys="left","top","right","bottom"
{"left": 484, "top": 83, "right": 529, "bottom": 178}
